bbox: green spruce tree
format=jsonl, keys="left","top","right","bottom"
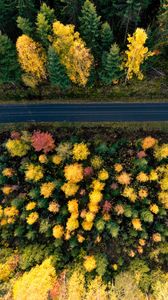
{"left": 101, "top": 22, "right": 113, "bottom": 52}
{"left": 0, "top": 34, "right": 20, "bottom": 84}
{"left": 47, "top": 46, "right": 70, "bottom": 90}
{"left": 36, "top": 3, "right": 56, "bottom": 48}
{"left": 0, "top": 0, "right": 16, "bottom": 38}
{"left": 17, "top": 16, "right": 34, "bottom": 35}
{"left": 79, "top": 0, "right": 101, "bottom": 58}
{"left": 113, "top": 0, "right": 144, "bottom": 42}
{"left": 17, "top": 0, "right": 36, "bottom": 20}
{"left": 57, "top": 0, "right": 84, "bottom": 25}
{"left": 99, "top": 43, "right": 122, "bottom": 86}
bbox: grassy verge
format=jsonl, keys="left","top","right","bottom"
{"left": 0, "top": 121, "right": 168, "bottom": 133}
{"left": 0, "top": 76, "right": 168, "bottom": 103}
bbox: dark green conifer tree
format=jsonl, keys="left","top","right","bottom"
{"left": 0, "top": 0, "right": 17, "bottom": 39}
{"left": 17, "top": 0, "right": 37, "bottom": 20}
{"left": 36, "top": 3, "right": 56, "bottom": 48}
{"left": 0, "top": 34, "right": 20, "bottom": 84}
{"left": 99, "top": 43, "right": 122, "bottom": 85}
{"left": 17, "top": 16, "right": 34, "bottom": 35}
{"left": 79, "top": 0, "right": 101, "bottom": 58}
{"left": 101, "top": 22, "right": 113, "bottom": 52}
{"left": 47, "top": 46, "right": 70, "bottom": 90}
{"left": 113, "top": 0, "right": 143, "bottom": 42}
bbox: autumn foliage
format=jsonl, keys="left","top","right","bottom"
{"left": 124, "top": 28, "right": 154, "bottom": 80}
{"left": 52, "top": 21, "right": 93, "bottom": 86}
{"left": 16, "top": 35, "right": 47, "bottom": 87}
{"left": 31, "top": 131, "right": 55, "bottom": 153}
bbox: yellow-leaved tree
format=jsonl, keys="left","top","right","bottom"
{"left": 13, "top": 258, "right": 56, "bottom": 300}
{"left": 16, "top": 35, "right": 47, "bottom": 87}
{"left": 124, "top": 28, "right": 154, "bottom": 81}
{"left": 52, "top": 21, "right": 93, "bottom": 86}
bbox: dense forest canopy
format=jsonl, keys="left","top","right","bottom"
{"left": 0, "top": 0, "right": 162, "bottom": 42}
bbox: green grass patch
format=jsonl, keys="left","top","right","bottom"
{"left": 0, "top": 76, "right": 168, "bottom": 103}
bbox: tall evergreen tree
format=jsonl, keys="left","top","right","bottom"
{"left": 113, "top": 0, "right": 147, "bottom": 42}
{"left": 0, "top": 0, "right": 17, "bottom": 39}
{"left": 17, "top": 16, "right": 34, "bottom": 36}
{"left": 99, "top": 43, "right": 122, "bottom": 85}
{"left": 17, "top": 0, "right": 36, "bottom": 20}
{"left": 0, "top": 34, "right": 20, "bottom": 84}
{"left": 101, "top": 22, "right": 113, "bottom": 52}
{"left": 94, "top": 0, "right": 116, "bottom": 23}
{"left": 79, "top": 0, "right": 101, "bottom": 58}
{"left": 47, "top": 46, "right": 70, "bottom": 90}
{"left": 56, "top": 0, "right": 84, "bottom": 25}
{"left": 36, "top": 3, "right": 56, "bottom": 48}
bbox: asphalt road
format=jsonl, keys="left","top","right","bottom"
{"left": 1, "top": 103, "right": 168, "bottom": 122}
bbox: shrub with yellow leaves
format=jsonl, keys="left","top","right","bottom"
{"left": 64, "top": 163, "right": 83, "bottom": 183}
{"left": 6, "top": 138, "right": 30, "bottom": 157}
{"left": 91, "top": 179, "right": 105, "bottom": 191}
{"left": 67, "top": 269, "right": 85, "bottom": 300}
{"left": 25, "top": 164, "right": 43, "bottom": 182}
{"left": 13, "top": 258, "right": 56, "bottom": 300}
{"left": 53, "top": 21, "right": 93, "bottom": 86}
{"left": 2, "top": 186, "right": 14, "bottom": 195}
{"left": 61, "top": 182, "right": 79, "bottom": 198}
{"left": 138, "top": 188, "right": 148, "bottom": 199}
{"left": 124, "top": 28, "right": 154, "bottom": 80}
{"left": 114, "top": 163, "right": 123, "bottom": 173}
{"left": 158, "top": 191, "right": 168, "bottom": 209}
{"left": 16, "top": 35, "right": 46, "bottom": 87}
{"left": 122, "top": 186, "right": 137, "bottom": 202}
{"left": 77, "top": 234, "right": 85, "bottom": 243}
{"left": 85, "top": 276, "right": 108, "bottom": 300}
{"left": 4, "top": 206, "right": 19, "bottom": 218}
{"left": 150, "top": 204, "right": 159, "bottom": 214}
{"left": 98, "top": 169, "right": 109, "bottom": 181}
{"left": 52, "top": 154, "right": 62, "bottom": 165}
{"left": 142, "top": 136, "right": 157, "bottom": 150}
{"left": 136, "top": 172, "right": 149, "bottom": 182}
{"left": 48, "top": 201, "right": 60, "bottom": 213}
{"left": 154, "top": 143, "right": 168, "bottom": 160}
{"left": 117, "top": 172, "right": 131, "bottom": 185}
{"left": 2, "top": 168, "right": 14, "bottom": 177}
{"left": 53, "top": 224, "right": 64, "bottom": 239}
{"left": 85, "top": 211, "right": 95, "bottom": 222}
{"left": 132, "top": 218, "right": 142, "bottom": 231}
{"left": 149, "top": 170, "right": 158, "bottom": 181}
{"left": 40, "top": 182, "right": 55, "bottom": 198}
{"left": 73, "top": 143, "right": 90, "bottom": 161}
{"left": 26, "top": 212, "right": 39, "bottom": 225}
{"left": 152, "top": 233, "right": 162, "bottom": 242}
{"left": 0, "top": 254, "right": 19, "bottom": 282}
{"left": 67, "top": 199, "right": 78, "bottom": 214}
{"left": 159, "top": 176, "right": 168, "bottom": 190}
{"left": 89, "top": 190, "right": 103, "bottom": 204}
{"left": 91, "top": 156, "right": 103, "bottom": 169}
{"left": 83, "top": 255, "right": 97, "bottom": 272}
{"left": 26, "top": 202, "right": 36, "bottom": 211}
{"left": 82, "top": 220, "right": 93, "bottom": 231}
{"left": 39, "top": 154, "right": 48, "bottom": 164}
{"left": 66, "top": 216, "right": 79, "bottom": 232}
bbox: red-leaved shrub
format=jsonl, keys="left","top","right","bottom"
{"left": 31, "top": 131, "right": 55, "bottom": 153}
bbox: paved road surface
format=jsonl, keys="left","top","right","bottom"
{"left": 0, "top": 103, "right": 168, "bottom": 122}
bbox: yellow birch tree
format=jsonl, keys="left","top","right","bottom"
{"left": 16, "top": 34, "right": 47, "bottom": 87}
